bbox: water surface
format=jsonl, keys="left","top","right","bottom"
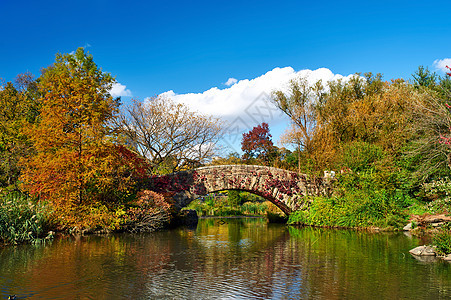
{"left": 1, "top": 218, "right": 450, "bottom": 299}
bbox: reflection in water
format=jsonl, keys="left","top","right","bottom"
{"left": 1, "top": 218, "right": 451, "bottom": 299}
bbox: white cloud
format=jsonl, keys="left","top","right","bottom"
{"left": 159, "top": 67, "right": 356, "bottom": 151}
{"left": 433, "top": 58, "right": 451, "bottom": 73}
{"left": 160, "top": 67, "right": 354, "bottom": 122}
{"left": 224, "top": 77, "right": 238, "bottom": 86}
{"left": 110, "top": 82, "right": 132, "bottom": 97}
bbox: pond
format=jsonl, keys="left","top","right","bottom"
{"left": 1, "top": 218, "right": 450, "bottom": 299}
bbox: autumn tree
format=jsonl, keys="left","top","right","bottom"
{"left": 117, "top": 96, "right": 223, "bottom": 174}
{"left": 0, "top": 73, "right": 39, "bottom": 188}
{"left": 271, "top": 78, "right": 323, "bottom": 156}
{"left": 20, "top": 48, "right": 136, "bottom": 210}
{"left": 314, "top": 75, "right": 417, "bottom": 176}
{"left": 271, "top": 76, "right": 332, "bottom": 173}
{"left": 241, "top": 122, "right": 275, "bottom": 164}
{"left": 271, "top": 72, "right": 416, "bottom": 174}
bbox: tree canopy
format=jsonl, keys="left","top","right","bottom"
{"left": 241, "top": 122, "right": 275, "bottom": 164}
{"left": 20, "top": 48, "right": 128, "bottom": 206}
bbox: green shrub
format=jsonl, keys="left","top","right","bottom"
{"left": 288, "top": 189, "right": 409, "bottom": 229}
{"left": 433, "top": 230, "right": 451, "bottom": 256}
{"left": 215, "top": 208, "right": 242, "bottom": 216}
{"left": 0, "top": 192, "right": 52, "bottom": 245}
{"left": 407, "top": 200, "right": 429, "bottom": 215}
{"left": 288, "top": 210, "right": 308, "bottom": 224}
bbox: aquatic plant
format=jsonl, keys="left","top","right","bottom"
{"left": 0, "top": 192, "right": 52, "bottom": 245}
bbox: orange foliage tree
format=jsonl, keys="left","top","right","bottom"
{"left": 20, "top": 48, "right": 146, "bottom": 227}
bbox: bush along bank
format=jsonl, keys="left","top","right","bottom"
{"left": 288, "top": 170, "right": 411, "bottom": 230}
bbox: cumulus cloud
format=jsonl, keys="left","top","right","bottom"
{"left": 161, "top": 67, "right": 354, "bottom": 122}
{"left": 159, "top": 67, "right": 356, "bottom": 151}
{"left": 110, "top": 82, "right": 132, "bottom": 97}
{"left": 433, "top": 58, "right": 451, "bottom": 73}
{"left": 224, "top": 77, "right": 238, "bottom": 86}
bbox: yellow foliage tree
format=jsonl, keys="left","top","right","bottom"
{"left": 20, "top": 48, "right": 130, "bottom": 212}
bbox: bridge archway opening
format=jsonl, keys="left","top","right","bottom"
{"left": 182, "top": 188, "right": 291, "bottom": 216}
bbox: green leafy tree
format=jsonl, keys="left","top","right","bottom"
{"left": 412, "top": 66, "right": 437, "bottom": 89}
{"left": 227, "top": 190, "right": 242, "bottom": 207}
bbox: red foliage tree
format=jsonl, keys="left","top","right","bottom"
{"left": 241, "top": 122, "right": 275, "bottom": 163}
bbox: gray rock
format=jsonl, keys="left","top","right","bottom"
{"left": 443, "top": 254, "right": 451, "bottom": 261}
{"left": 409, "top": 245, "right": 436, "bottom": 256}
{"left": 403, "top": 223, "right": 412, "bottom": 231}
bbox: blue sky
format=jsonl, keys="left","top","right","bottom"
{"left": 1, "top": 0, "right": 451, "bottom": 153}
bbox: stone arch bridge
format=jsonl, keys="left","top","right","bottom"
{"left": 147, "top": 165, "right": 329, "bottom": 216}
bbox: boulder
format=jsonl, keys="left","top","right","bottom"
{"left": 403, "top": 223, "right": 412, "bottom": 231}
{"left": 409, "top": 245, "right": 436, "bottom": 256}
{"left": 443, "top": 254, "right": 451, "bottom": 261}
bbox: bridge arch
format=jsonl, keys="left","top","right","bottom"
{"left": 147, "top": 165, "right": 326, "bottom": 215}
